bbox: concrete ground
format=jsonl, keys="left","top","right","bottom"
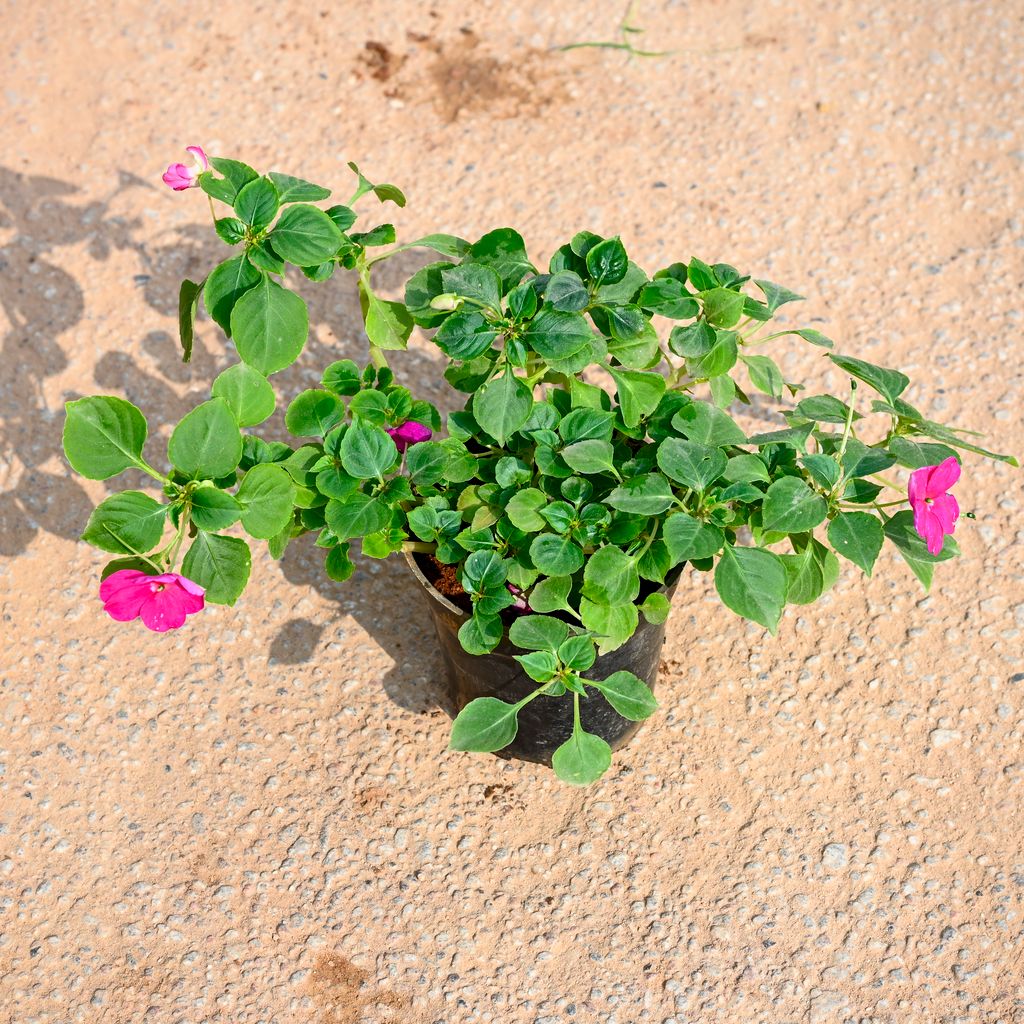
{"left": 1, "top": 1, "right": 1022, "bottom": 1021}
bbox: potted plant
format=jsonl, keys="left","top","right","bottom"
{"left": 63, "top": 149, "right": 1017, "bottom": 784}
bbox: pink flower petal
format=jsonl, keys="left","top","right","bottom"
{"left": 908, "top": 465, "right": 929, "bottom": 507}
{"left": 919, "top": 507, "right": 947, "bottom": 555}
{"left": 139, "top": 591, "right": 189, "bottom": 632}
{"left": 102, "top": 583, "right": 153, "bottom": 621}
{"left": 170, "top": 573, "right": 206, "bottom": 598}
{"left": 185, "top": 145, "right": 209, "bottom": 171}
{"left": 100, "top": 569, "right": 148, "bottom": 602}
{"left": 929, "top": 492, "right": 959, "bottom": 536}
{"left": 924, "top": 456, "right": 961, "bottom": 498}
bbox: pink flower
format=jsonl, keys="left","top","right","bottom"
{"left": 507, "top": 583, "right": 530, "bottom": 613}
{"left": 161, "top": 146, "right": 209, "bottom": 191}
{"left": 386, "top": 420, "right": 432, "bottom": 452}
{"left": 100, "top": 569, "right": 205, "bottom": 632}
{"left": 908, "top": 456, "right": 961, "bottom": 555}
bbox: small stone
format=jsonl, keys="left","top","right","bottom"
{"left": 930, "top": 728, "right": 961, "bottom": 748}
{"left": 821, "top": 843, "right": 848, "bottom": 868}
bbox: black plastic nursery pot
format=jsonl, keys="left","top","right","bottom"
{"left": 406, "top": 553, "right": 679, "bottom": 766}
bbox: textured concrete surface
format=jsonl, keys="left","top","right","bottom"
{"left": 2, "top": 1, "right": 1023, "bottom": 1021}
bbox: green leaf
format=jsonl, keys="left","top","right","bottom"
{"left": 326, "top": 204, "right": 357, "bottom": 231}
{"left": 582, "top": 546, "right": 639, "bottom": 605}
{"left": 606, "top": 474, "right": 675, "bottom": 515}
{"left": 827, "top": 511, "right": 884, "bottom": 575}
{"left": 181, "top": 532, "right": 251, "bottom": 606}
{"left": 237, "top": 464, "right": 296, "bottom": 539}
{"left": 529, "top": 533, "right": 584, "bottom": 575}
{"left": 742, "top": 354, "right": 784, "bottom": 398}
{"left": 461, "top": 549, "right": 507, "bottom": 595}
{"left": 441, "top": 263, "right": 503, "bottom": 309}
{"left": 268, "top": 171, "right": 330, "bottom": 203}
{"left": 829, "top": 353, "right": 909, "bottom": 405}
{"left": 406, "top": 441, "right": 449, "bottom": 488}
{"left": 457, "top": 613, "right": 504, "bottom": 655}
{"left": 663, "top": 512, "right": 724, "bottom": 563}
{"left": 506, "top": 488, "right": 548, "bottom": 532}
{"left": 473, "top": 368, "right": 533, "bottom": 444}
{"left": 449, "top": 697, "right": 519, "bottom": 752}
{"left": 321, "top": 359, "right": 362, "bottom": 397}
{"left": 552, "top": 724, "right": 612, "bottom": 786}
{"left": 204, "top": 254, "right": 263, "bottom": 335}
{"left": 324, "top": 542, "right": 356, "bottom": 582}
{"left": 63, "top": 396, "right": 148, "bottom": 480}
{"left": 360, "top": 283, "right": 414, "bottom": 351}
{"left": 523, "top": 307, "right": 594, "bottom": 362}
{"left": 469, "top": 227, "right": 534, "bottom": 290}
{"left": 561, "top": 439, "right": 616, "bottom": 476}
{"left": 657, "top": 438, "right": 727, "bottom": 491}
{"left": 608, "top": 368, "right": 666, "bottom": 428}
{"left": 211, "top": 363, "right": 276, "bottom": 427}
{"left": 204, "top": 157, "right": 258, "bottom": 202}
{"left": 188, "top": 486, "right": 241, "bottom": 532}
{"left": 234, "top": 176, "right": 279, "bottom": 230}
{"left": 515, "top": 650, "right": 559, "bottom": 682}
{"left": 508, "top": 614, "right": 570, "bottom": 652}
{"left": 638, "top": 278, "right": 699, "bottom": 319}
{"left": 285, "top": 389, "right": 344, "bottom": 437}
{"left": 528, "top": 575, "right": 573, "bottom": 614}
{"left": 701, "top": 288, "right": 745, "bottom": 328}
{"left": 780, "top": 538, "right": 839, "bottom": 604}
{"left": 714, "top": 545, "right": 789, "bottom": 633}
{"left": 434, "top": 311, "right": 499, "bottom": 359}
{"left": 686, "top": 257, "right": 718, "bottom": 291}
{"left": 82, "top": 491, "right": 166, "bottom": 554}
{"left": 746, "top": 423, "right": 815, "bottom": 449}
{"left": 795, "top": 395, "right": 859, "bottom": 424}
{"left": 580, "top": 599, "right": 639, "bottom": 654}
{"left": 545, "top": 270, "right": 589, "bottom": 312}
{"left": 722, "top": 453, "right": 770, "bottom": 484}
{"left": 753, "top": 279, "right": 804, "bottom": 312}
{"left": 586, "top": 237, "right": 628, "bottom": 285}
{"left": 801, "top": 453, "right": 841, "bottom": 489}
{"left": 888, "top": 436, "right": 959, "bottom": 470}
{"left": 231, "top": 277, "right": 309, "bottom": 375}
{"left": 761, "top": 476, "right": 827, "bottom": 533}
{"left": 638, "top": 592, "right": 671, "bottom": 625}
{"left": 883, "top": 509, "right": 959, "bottom": 562}
{"left": 178, "top": 278, "right": 203, "bottom": 362}
{"left": 592, "top": 670, "right": 658, "bottom": 720}
{"left": 340, "top": 420, "right": 398, "bottom": 479}
{"left": 914, "top": 420, "right": 1018, "bottom": 466}
{"left": 405, "top": 233, "right": 472, "bottom": 259}
{"left": 268, "top": 204, "right": 344, "bottom": 265}
{"left": 671, "top": 402, "right": 746, "bottom": 446}
{"left": 167, "top": 398, "right": 242, "bottom": 481}
{"left": 325, "top": 493, "right": 389, "bottom": 541}
{"left": 793, "top": 328, "right": 833, "bottom": 349}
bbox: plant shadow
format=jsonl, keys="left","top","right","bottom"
{"left": 0, "top": 164, "right": 448, "bottom": 715}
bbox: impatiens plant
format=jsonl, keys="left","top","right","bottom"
{"left": 63, "top": 150, "right": 1016, "bottom": 784}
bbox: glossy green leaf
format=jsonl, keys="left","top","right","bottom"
{"left": 592, "top": 670, "right": 658, "bottom": 720}
{"left": 181, "top": 532, "right": 251, "bottom": 606}
{"left": 605, "top": 474, "right": 675, "bottom": 515}
{"left": 231, "top": 277, "right": 309, "bottom": 375}
{"left": 211, "top": 363, "right": 276, "bottom": 427}
{"left": 713, "top": 544, "right": 788, "bottom": 633}
{"left": 449, "top": 697, "right": 519, "bottom": 751}
{"left": 285, "top": 389, "right": 344, "bottom": 437}
{"left": 204, "top": 254, "right": 262, "bottom": 335}
{"left": 82, "top": 491, "right": 166, "bottom": 554}
{"left": 827, "top": 511, "right": 884, "bottom": 575}
{"left": 63, "top": 396, "right": 148, "bottom": 480}
{"left": 529, "top": 533, "right": 584, "bottom": 576}
{"left": 473, "top": 368, "right": 533, "bottom": 444}
{"left": 657, "top": 437, "right": 727, "bottom": 491}
{"left": 552, "top": 724, "right": 612, "bottom": 786}
{"left": 269, "top": 203, "right": 344, "bottom": 265}
{"left": 237, "top": 464, "right": 296, "bottom": 539}
{"left": 760, "top": 476, "right": 827, "bottom": 533}
{"left": 663, "top": 512, "right": 724, "bottom": 563}
{"left": 167, "top": 399, "right": 242, "bottom": 481}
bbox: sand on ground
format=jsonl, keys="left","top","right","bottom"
{"left": 1, "top": 2, "right": 1023, "bottom": 1022}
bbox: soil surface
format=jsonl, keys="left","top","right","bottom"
{"left": 2, "top": 2, "right": 1023, "bottom": 1023}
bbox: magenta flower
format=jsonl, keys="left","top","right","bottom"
{"left": 507, "top": 583, "right": 530, "bottom": 613}
{"left": 908, "top": 456, "right": 961, "bottom": 555}
{"left": 161, "top": 146, "right": 210, "bottom": 191}
{"left": 100, "top": 569, "right": 205, "bottom": 632}
{"left": 386, "top": 420, "right": 432, "bottom": 452}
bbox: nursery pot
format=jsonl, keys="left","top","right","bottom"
{"left": 406, "top": 553, "right": 679, "bottom": 766}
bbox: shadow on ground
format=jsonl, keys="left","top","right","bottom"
{"left": 0, "top": 166, "right": 446, "bottom": 714}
